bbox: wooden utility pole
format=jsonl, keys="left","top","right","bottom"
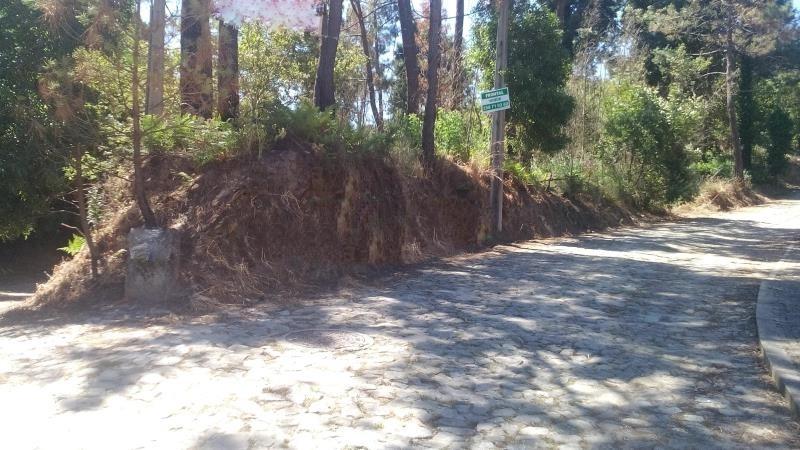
{"left": 489, "top": 0, "right": 510, "bottom": 237}
{"left": 453, "top": 0, "right": 465, "bottom": 106}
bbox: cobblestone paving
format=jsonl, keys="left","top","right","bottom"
{"left": 2, "top": 199, "right": 800, "bottom": 449}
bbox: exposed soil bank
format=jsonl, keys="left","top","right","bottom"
{"left": 30, "top": 146, "right": 642, "bottom": 308}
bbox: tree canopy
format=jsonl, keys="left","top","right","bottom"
{"left": 0, "top": 0, "right": 798, "bottom": 242}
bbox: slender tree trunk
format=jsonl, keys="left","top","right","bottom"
{"left": 180, "top": 0, "right": 213, "bottom": 118}
{"left": 373, "top": 2, "right": 384, "bottom": 121}
{"left": 554, "top": 0, "right": 569, "bottom": 24}
{"left": 133, "top": 0, "right": 157, "bottom": 228}
{"left": 314, "top": 0, "right": 343, "bottom": 110}
{"left": 738, "top": 54, "right": 754, "bottom": 171}
{"left": 453, "top": 0, "right": 465, "bottom": 106}
{"left": 398, "top": 0, "right": 421, "bottom": 114}
{"left": 218, "top": 20, "right": 239, "bottom": 121}
{"left": 725, "top": 23, "right": 744, "bottom": 180}
{"left": 350, "top": 0, "right": 383, "bottom": 130}
{"left": 454, "top": 0, "right": 464, "bottom": 59}
{"left": 421, "top": 0, "right": 442, "bottom": 169}
{"left": 73, "top": 148, "right": 99, "bottom": 278}
{"left": 490, "top": 0, "right": 510, "bottom": 237}
{"left": 146, "top": 0, "right": 165, "bottom": 115}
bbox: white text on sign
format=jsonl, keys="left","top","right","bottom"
{"left": 479, "top": 88, "right": 511, "bottom": 113}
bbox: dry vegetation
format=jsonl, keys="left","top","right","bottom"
{"left": 673, "top": 178, "right": 767, "bottom": 214}
{"left": 29, "top": 143, "right": 642, "bottom": 309}
{"left": 673, "top": 157, "right": 800, "bottom": 215}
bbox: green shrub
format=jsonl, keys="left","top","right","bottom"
{"left": 142, "top": 114, "right": 239, "bottom": 164}
{"left": 689, "top": 157, "right": 732, "bottom": 178}
{"left": 434, "top": 110, "right": 489, "bottom": 164}
{"left": 270, "top": 102, "right": 390, "bottom": 156}
{"left": 504, "top": 160, "right": 540, "bottom": 186}
{"left": 599, "top": 82, "right": 690, "bottom": 206}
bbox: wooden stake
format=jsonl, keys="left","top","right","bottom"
{"left": 489, "top": 0, "right": 510, "bottom": 238}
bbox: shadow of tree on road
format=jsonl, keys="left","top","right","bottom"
{"left": 1, "top": 213, "right": 799, "bottom": 448}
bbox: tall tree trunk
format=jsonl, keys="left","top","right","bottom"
{"left": 738, "top": 54, "right": 754, "bottom": 171}
{"left": 725, "top": 22, "right": 744, "bottom": 180}
{"left": 314, "top": 0, "right": 343, "bottom": 110}
{"left": 73, "top": 148, "right": 99, "bottom": 278}
{"left": 218, "top": 20, "right": 239, "bottom": 121}
{"left": 490, "top": 0, "right": 510, "bottom": 237}
{"left": 373, "top": 2, "right": 384, "bottom": 121}
{"left": 146, "top": 0, "right": 165, "bottom": 115}
{"left": 133, "top": 0, "right": 157, "bottom": 227}
{"left": 350, "top": 0, "right": 383, "bottom": 130}
{"left": 180, "top": 0, "right": 213, "bottom": 118}
{"left": 398, "top": 0, "right": 421, "bottom": 114}
{"left": 453, "top": 0, "right": 465, "bottom": 106}
{"left": 421, "top": 0, "right": 442, "bottom": 169}
{"left": 554, "top": 0, "right": 569, "bottom": 24}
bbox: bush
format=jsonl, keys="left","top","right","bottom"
{"left": 504, "top": 160, "right": 540, "bottom": 186}
{"left": 689, "top": 156, "right": 732, "bottom": 178}
{"left": 434, "top": 110, "right": 489, "bottom": 164}
{"left": 142, "top": 114, "right": 239, "bottom": 165}
{"left": 599, "top": 82, "right": 690, "bottom": 206}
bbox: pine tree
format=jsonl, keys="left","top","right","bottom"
{"left": 145, "top": 0, "right": 165, "bottom": 115}
{"left": 314, "top": 0, "right": 344, "bottom": 109}
{"left": 218, "top": 20, "right": 239, "bottom": 121}
{"left": 180, "top": 0, "right": 213, "bottom": 118}
{"left": 648, "top": 0, "right": 794, "bottom": 179}
{"left": 421, "top": 0, "right": 442, "bottom": 169}
{"left": 397, "top": 0, "right": 421, "bottom": 114}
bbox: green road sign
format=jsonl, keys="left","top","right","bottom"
{"left": 480, "top": 87, "right": 509, "bottom": 100}
{"left": 481, "top": 100, "right": 510, "bottom": 112}
{"left": 479, "top": 88, "right": 510, "bottom": 113}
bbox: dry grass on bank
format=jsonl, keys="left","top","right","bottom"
{"left": 673, "top": 178, "right": 767, "bottom": 215}
{"left": 26, "top": 143, "right": 641, "bottom": 311}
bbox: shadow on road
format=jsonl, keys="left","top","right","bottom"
{"left": 2, "top": 211, "right": 800, "bottom": 447}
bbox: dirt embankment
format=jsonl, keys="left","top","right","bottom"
{"left": 30, "top": 144, "right": 641, "bottom": 308}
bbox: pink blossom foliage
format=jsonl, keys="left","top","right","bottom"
{"left": 212, "top": 0, "right": 320, "bottom": 30}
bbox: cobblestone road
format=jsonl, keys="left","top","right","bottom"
{"left": 2, "top": 197, "right": 800, "bottom": 449}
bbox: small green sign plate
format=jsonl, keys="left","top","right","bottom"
{"left": 479, "top": 88, "right": 511, "bottom": 113}
{"left": 480, "top": 87, "right": 509, "bottom": 100}
{"left": 481, "top": 100, "right": 510, "bottom": 112}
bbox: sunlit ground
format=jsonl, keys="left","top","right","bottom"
{"left": 0, "top": 197, "right": 799, "bottom": 448}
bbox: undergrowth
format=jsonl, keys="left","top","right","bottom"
{"left": 141, "top": 102, "right": 790, "bottom": 213}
